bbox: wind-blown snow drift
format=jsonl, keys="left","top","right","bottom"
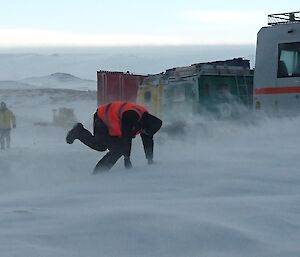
{"left": 1, "top": 80, "right": 300, "bottom": 257}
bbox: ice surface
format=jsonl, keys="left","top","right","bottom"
{"left": 0, "top": 53, "right": 300, "bottom": 257}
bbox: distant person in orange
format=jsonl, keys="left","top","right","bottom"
{"left": 66, "top": 101, "right": 162, "bottom": 173}
{"left": 0, "top": 102, "right": 16, "bottom": 150}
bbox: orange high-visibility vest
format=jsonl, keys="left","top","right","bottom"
{"left": 97, "top": 101, "right": 148, "bottom": 137}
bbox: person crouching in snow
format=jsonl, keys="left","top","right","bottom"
{"left": 66, "top": 101, "right": 162, "bottom": 173}
{"left": 0, "top": 101, "right": 16, "bottom": 150}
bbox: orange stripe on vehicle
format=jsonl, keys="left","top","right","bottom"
{"left": 255, "top": 86, "right": 300, "bottom": 95}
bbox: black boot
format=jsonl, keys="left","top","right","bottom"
{"left": 66, "top": 123, "right": 84, "bottom": 144}
{"left": 93, "top": 151, "right": 122, "bottom": 174}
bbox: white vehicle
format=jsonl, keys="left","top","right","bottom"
{"left": 254, "top": 11, "right": 300, "bottom": 116}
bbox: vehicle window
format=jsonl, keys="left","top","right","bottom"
{"left": 175, "top": 86, "right": 186, "bottom": 102}
{"left": 217, "top": 84, "right": 231, "bottom": 99}
{"left": 278, "top": 42, "right": 300, "bottom": 77}
{"left": 144, "top": 91, "right": 151, "bottom": 104}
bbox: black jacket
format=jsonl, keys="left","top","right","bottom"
{"left": 94, "top": 110, "right": 162, "bottom": 160}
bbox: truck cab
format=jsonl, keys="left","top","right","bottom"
{"left": 254, "top": 11, "right": 300, "bottom": 116}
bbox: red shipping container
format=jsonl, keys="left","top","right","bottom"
{"left": 97, "top": 71, "right": 146, "bottom": 105}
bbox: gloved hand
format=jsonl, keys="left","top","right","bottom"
{"left": 148, "top": 159, "right": 154, "bottom": 165}
{"left": 13, "top": 124, "right": 16, "bottom": 128}
{"left": 124, "top": 157, "right": 132, "bottom": 169}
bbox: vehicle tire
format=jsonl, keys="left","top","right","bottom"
{"left": 218, "top": 103, "right": 232, "bottom": 118}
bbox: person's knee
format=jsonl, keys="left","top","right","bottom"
{"left": 94, "top": 136, "right": 108, "bottom": 151}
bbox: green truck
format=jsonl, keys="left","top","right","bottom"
{"left": 138, "top": 58, "right": 253, "bottom": 123}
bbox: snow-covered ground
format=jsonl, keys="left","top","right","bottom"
{"left": 1, "top": 57, "right": 300, "bottom": 257}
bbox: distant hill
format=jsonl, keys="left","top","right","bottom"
{"left": 21, "top": 72, "right": 96, "bottom": 91}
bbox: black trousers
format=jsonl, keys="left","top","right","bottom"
{"left": 76, "top": 115, "right": 126, "bottom": 173}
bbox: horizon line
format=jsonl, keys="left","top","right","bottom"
{"left": 0, "top": 43, "right": 256, "bottom": 50}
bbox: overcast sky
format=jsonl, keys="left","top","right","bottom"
{"left": 0, "top": 1, "right": 298, "bottom": 47}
